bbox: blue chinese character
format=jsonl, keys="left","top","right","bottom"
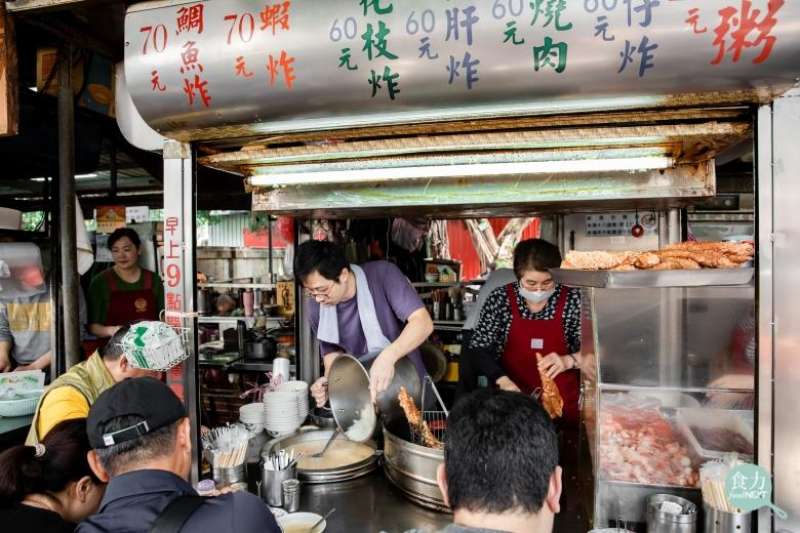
{"left": 445, "top": 5, "right": 480, "bottom": 46}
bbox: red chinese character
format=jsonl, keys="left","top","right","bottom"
{"left": 166, "top": 292, "right": 183, "bottom": 311}
{"left": 260, "top": 1, "right": 291, "bottom": 35}
{"left": 686, "top": 8, "right": 707, "bottom": 34}
{"left": 183, "top": 74, "right": 212, "bottom": 107}
{"left": 177, "top": 4, "right": 204, "bottom": 35}
{"left": 165, "top": 240, "right": 180, "bottom": 260}
{"left": 267, "top": 51, "right": 296, "bottom": 89}
{"left": 165, "top": 216, "right": 179, "bottom": 236}
{"left": 180, "top": 41, "right": 204, "bottom": 74}
{"left": 166, "top": 264, "right": 182, "bottom": 288}
{"left": 151, "top": 70, "right": 166, "bottom": 91}
{"left": 235, "top": 56, "right": 255, "bottom": 78}
{"left": 712, "top": 0, "right": 785, "bottom": 65}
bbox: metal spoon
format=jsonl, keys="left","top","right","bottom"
{"left": 310, "top": 427, "right": 340, "bottom": 458}
{"left": 309, "top": 507, "right": 336, "bottom": 532}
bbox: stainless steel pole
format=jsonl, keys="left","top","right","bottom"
{"left": 162, "top": 140, "right": 200, "bottom": 484}
{"left": 58, "top": 46, "right": 80, "bottom": 368}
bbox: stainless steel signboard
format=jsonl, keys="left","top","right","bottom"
{"left": 124, "top": 0, "right": 800, "bottom": 139}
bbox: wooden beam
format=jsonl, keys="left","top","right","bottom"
{"left": 0, "top": 4, "right": 18, "bottom": 137}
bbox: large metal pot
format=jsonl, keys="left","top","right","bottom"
{"left": 263, "top": 427, "right": 379, "bottom": 484}
{"left": 382, "top": 417, "right": 448, "bottom": 513}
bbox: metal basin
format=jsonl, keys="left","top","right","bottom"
{"left": 263, "top": 428, "right": 379, "bottom": 484}
{"left": 382, "top": 418, "right": 448, "bottom": 513}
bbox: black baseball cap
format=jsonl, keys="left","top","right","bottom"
{"left": 87, "top": 377, "right": 187, "bottom": 449}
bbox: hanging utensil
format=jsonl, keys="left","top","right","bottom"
{"left": 631, "top": 210, "right": 645, "bottom": 238}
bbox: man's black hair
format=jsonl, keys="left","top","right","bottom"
{"left": 99, "top": 325, "right": 131, "bottom": 361}
{"left": 444, "top": 389, "right": 558, "bottom": 515}
{"left": 294, "top": 240, "right": 349, "bottom": 283}
{"left": 107, "top": 228, "right": 142, "bottom": 250}
{"left": 93, "top": 415, "right": 181, "bottom": 476}
{"left": 513, "top": 239, "right": 563, "bottom": 278}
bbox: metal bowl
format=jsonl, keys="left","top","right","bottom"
{"left": 328, "top": 354, "right": 422, "bottom": 442}
{"left": 329, "top": 355, "right": 376, "bottom": 442}
{"left": 263, "top": 427, "right": 379, "bottom": 484}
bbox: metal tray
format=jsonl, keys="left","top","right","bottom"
{"left": 551, "top": 267, "right": 754, "bottom": 289}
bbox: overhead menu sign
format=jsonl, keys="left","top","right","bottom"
{"left": 124, "top": 0, "right": 800, "bottom": 139}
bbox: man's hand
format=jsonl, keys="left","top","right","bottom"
{"left": 0, "top": 350, "right": 11, "bottom": 373}
{"left": 310, "top": 376, "right": 329, "bottom": 407}
{"left": 369, "top": 352, "right": 397, "bottom": 403}
{"left": 537, "top": 352, "right": 571, "bottom": 380}
{"left": 496, "top": 375, "right": 521, "bottom": 392}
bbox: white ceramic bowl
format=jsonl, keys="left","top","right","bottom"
{"left": 277, "top": 512, "right": 326, "bottom": 533}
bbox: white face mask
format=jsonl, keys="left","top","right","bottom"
{"left": 519, "top": 283, "right": 555, "bottom": 304}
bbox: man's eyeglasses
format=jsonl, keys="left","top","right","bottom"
{"left": 304, "top": 283, "right": 335, "bottom": 297}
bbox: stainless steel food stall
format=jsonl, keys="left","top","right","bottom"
{"left": 551, "top": 268, "right": 756, "bottom": 529}
{"left": 120, "top": 0, "right": 800, "bottom": 530}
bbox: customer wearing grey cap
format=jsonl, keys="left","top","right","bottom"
{"left": 435, "top": 389, "right": 562, "bottom": 533}
{"left": 78, "top": 377, "right": 280, "bottom": 533}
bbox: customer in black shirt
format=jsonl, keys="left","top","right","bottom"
{"left": 79, "top": 377, "right": 280, "bottom": 533}
{"left": 0, "top": 418, "right": 105, "bottom": 532}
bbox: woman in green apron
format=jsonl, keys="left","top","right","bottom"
{"left": 87, "top": 228, "right": 164, "bottom": 339}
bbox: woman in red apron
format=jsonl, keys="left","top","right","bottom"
{"left": 87, "top": 228, "right": 164, "bottom": 345}
{"left": 468, "top": 238, "right": 583, "bottom": 427}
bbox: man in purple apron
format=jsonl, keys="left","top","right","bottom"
{"left": 295, "top": 240, "right": 433, "bottom": 405}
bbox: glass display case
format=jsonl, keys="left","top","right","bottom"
{"left": 555, "top": 270, "right": 756, "bottom": 530}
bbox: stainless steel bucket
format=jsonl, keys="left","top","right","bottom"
{"left": 703, "top": 504, "right": 752, "bottom": 533}
{"left": 646, "top": 494, "right": 698, "bottom": 533}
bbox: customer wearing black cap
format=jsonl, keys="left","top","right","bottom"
{"left": 436, "top": 389, "right": 562, "bottom": 533}
{"left": 78, "top": 377, "right": 280, "bottom": 533}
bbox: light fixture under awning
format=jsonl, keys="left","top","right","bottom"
{"left": 248, "top": 156, "right": 675, "bottom": 188}
{"left": 198, "top": 107, "right": 749, "bottom": 218}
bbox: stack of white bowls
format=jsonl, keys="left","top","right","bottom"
{"left": 239, "top": 402, "right": 266, "bottom": 434}
{"left": 277, "top": 381, "right": 309, "bottom": 423}
{"left": 264, "top": 381, "right": 309, "bottom": 436}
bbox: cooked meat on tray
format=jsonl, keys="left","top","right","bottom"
{"left": 561, "top": 241, "right": 754, "bottom": 272}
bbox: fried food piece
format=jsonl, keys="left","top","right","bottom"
{"left": 611, "top": 264, "right": 637, "bottom": 272}
{"left": 632, "top": 252, "right": 661, "bottom": 270}
{"left": 398, "top": 387, "right": 443, "bottom": 449}
{"left": 536, "top": 356, "right": 563, "bottom": 419}
{"left": 651, "top": 257, "right": 701, "bottom": 270}
{"left": 657, "top": 250, "right": 725, "bottom": 268}
{"left": 663, "top": 241, "right": 754, "bottom": 258}
{"left": 562, "top": 251, "right": 635, "bottom": 271}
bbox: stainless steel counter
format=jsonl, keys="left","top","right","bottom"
{"left": 297, "top": 471, "right": 451, "bottom": 533}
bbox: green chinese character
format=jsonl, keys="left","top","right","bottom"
{"left": 359, "top": 0, "right": 393, "bottom": 16}
{"left": 533, "top": 36, "right": 568, "bottom": 73}
{"left": 368, "top": 66, "right": 400, "bottom": 100}
{"left": 362, "top": 21, "right": 398, "bottom": 61}
{"left": 503, "top": 21, "right": 525, "bottom": 45}
{"left": 531, "top": 0, "right": 573, "bottom": 31}
{"left": 339, "top": 47, "right": 359, "bottom": 70}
